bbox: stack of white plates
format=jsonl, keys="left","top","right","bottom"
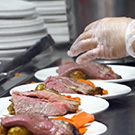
{"left": 28, "top": 0, "right": 70, "bottom": 45}
{"left": 0, "top": 0, "right": 48, "bottom": 58}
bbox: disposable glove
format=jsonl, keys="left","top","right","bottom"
{"left": 67, "top": 17, "right": 133, "bottom": 64}
{"left": 125, "top": 19, "right": 135, "bottom": 57}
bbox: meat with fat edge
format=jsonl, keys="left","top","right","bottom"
{"left": 45, "top": 76, "right": 103, "bottom": 95}
{"left": 56, "top": 61, "right": 121, "bottom": 80}
{"left": 11, "top": 90, "right": 80, "bottom": 116}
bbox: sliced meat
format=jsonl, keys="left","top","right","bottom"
{"left": 45, "top": 76, "right": 103, "bottom": 95}
{"left": 56, "top": 61, "right": 121, "bottom": 80}
{"left": 1, "top": 114, "right": 79, "bottom": 135}
{"left": 11, "top": 90, "right": 80, "bottom": 116}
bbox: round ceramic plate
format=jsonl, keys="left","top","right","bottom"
{"left": 34, "top": 65, "right": 135, "bottom": 83}
{"left": 10, "top": 81, "right": 131, "bottom": 100}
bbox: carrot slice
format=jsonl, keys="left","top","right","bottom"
{"left": 53, "top": 112, "right": 94, "bottom": 135}
{"left": 62, "top": 95, "right": 81, "bottom": 104}
{"left": 71, "top": 112, "right": 95, "bottom": 128}
{"left": 79, "top": 127, "right": 88, "bottom": 134}
{"left": 103, "top": 89, "right": 108, "bottom": 95}
{"left": 53, "top": 116, "right": 74, "bottom": 124}
{"left": 111, "top": 69, "right": 114, "bottom": 73}
{"left": 76, "top": 79, "right": 95, "bottom": 87}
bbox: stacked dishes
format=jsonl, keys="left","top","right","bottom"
{"left": 0, "top": 0, "right": 48, "bottom": 58}
{"left": 28, "top": 0, "right": 70, "bottom": 45}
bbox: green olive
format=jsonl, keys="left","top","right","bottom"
{"left": 8, "top": 126, "right": 32, "bottom": 135}
{"left": 7, "top": 103, "right": 15, "bottom": 115}
{"left": 70, "top": 70, "right": 86, "bottom": 79}
{"left": 35, "top": 83, "right": 45, "bottom": 91}
{"left": 0, "top": 125, "right": 8, "bottom": 135}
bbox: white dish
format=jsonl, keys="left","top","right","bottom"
{"left": 47, "top": 27, "right": 69, "bottom": 35}
{"left": 0, "top": 25, "right": 46, "bottom": 35}
{"left": 37, "top": 6, "right": 66, "bottom": 15}
{"left": 34, "top": 67, "right": 58, "bottom": 81}
{"left": 0, "top": 31, "right": 47, "bottom": 43}
{"left": 0, "top": 32, "right": 47, "bottom": 49}
{"left": 0, "top": 95, "right": 109, "bottom": 118}
{"left": 84, "top": 121, "right": 107, "bottom": 135}
{"left": 0, "top": 0, "right": 36, "bottom": 18}
{"left": 0, "top": 96, "right": 107, "bottom": 135}
{"left": 39, "top": 15, "right": 67, "bottom": 23}
{"left": 34, "top": 65, "right": 135, "bottom": 83}
{"left": 10, "top": 81, "right": 131, "bottom": 100}
{"left": 0, "top": 18, "right": 44, "bottom": 28}
{"left": 0, "top": 0, "right": 35, "bottom": 11}
{"left": 94, "top": 82, "right": 131, "bottom": 99}
{"left": 33, "top": 1, "right": 65, "bottom": 7}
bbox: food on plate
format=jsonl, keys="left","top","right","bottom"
{"left": 54, "top": 111, "right": 95, "bottom": 134}
{"left": 0, "top": 114, "right": 81, "bottom": 135}
{"left": 8, "top": 90, "right": 80, "bottom": 116}
{"left": 44, "top": 76, "right": 107, "bottom": 96}
{"left": 56, "top": 61, "right": 121, "bottom": 80}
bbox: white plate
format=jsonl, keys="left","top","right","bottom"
{"left": 0, "top": 18, "right": 44, "bottom": 28}
{"left": 39, "top": 15, "right": 67, "bottom": 23}
{"left": 34, "top": 67, "right": 58, "bottom": 81}
{"left": 34, "top": 65, "right": 135, "bottom": 83}
{"left": 84, "top": 121, "right": 107, "bottom": 135}
{"left": 0, "top": 94, "right": 109, "bottom": 118}
{"left": 10, "top": 81, "right": 131, "bottom": 100}
{"left": 0, "top": 25, "right": 46, "bottom": 35}
{"left": 37, "top": 7, "right": 66, "bottom": 15}
{"left": 0, "top": 32, "right": 47, "bottom": 49}
{"left": 0, "top": 0, "right": 36, "bottom": 18}
{"left": 0, "top": 96, "right": 107, "bottom": 135}
{"left": 33, "top": 1, "right": 65, "bottom": 7}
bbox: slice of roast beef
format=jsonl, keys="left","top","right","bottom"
{"left": 1, "top": 114, "right": 81, "bottom": 135}
{"left": 56, "top": 61, "right": 121, "bottom": 80}
{"left": 45, "top": 76, "right": 103, "bottom": 95}
{"left": 11, "top": 90, "right": 80, "bottom": 116}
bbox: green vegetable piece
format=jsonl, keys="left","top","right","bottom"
{"left": 0, "top": 125, "right": 8, "bottom": 135}
{"left": 35, "top": 83, "right": 45, "bottom": 91}
{"left": 8, "top": 126, "right": 32, "bottom": 135}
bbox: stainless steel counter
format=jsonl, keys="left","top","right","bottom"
{"left": 95, "top": 80, "right": 135, "bottom": 135}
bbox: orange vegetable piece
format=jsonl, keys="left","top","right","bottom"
{"left": 71, "top": 112, "right": 95, "bottom": 128}
{"left": 64, "top": 61, "right": 73, "bottom": 64}
{"left": 79, "top": 127, "right": 88, "bottom": 134}
{"left": 111, "top": 69, "right": 114, "bottom": 73}
{"left": 53, "top": 112, "right": 95, "bottom": 135}
{"left": 53, "top": 116, "right": 74, "bottom": 124}
{"left": 103, "top": 89, "right": 108, "bottom": 95}
{"left": 77, "top": 79, "right": 95, "bottom": 87}
{"left": 62, "top": 95, "right": 81, "bottom": 104}
{"left": 15, "top": 73, "right": 20, "bottom": 77}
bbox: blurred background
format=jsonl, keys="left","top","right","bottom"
{"left": 1, "top": 0, "right": 135, "bottom": 64}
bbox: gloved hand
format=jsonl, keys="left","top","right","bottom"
{"left": 67, "top": 17, "right": 133, "bottom": 64}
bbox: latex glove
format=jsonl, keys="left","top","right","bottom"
{"left": 125, "top": 19, "right": 135, "bottom": 57}
{"left": 67, "top": 17, "right": 133, "bottom": 64}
